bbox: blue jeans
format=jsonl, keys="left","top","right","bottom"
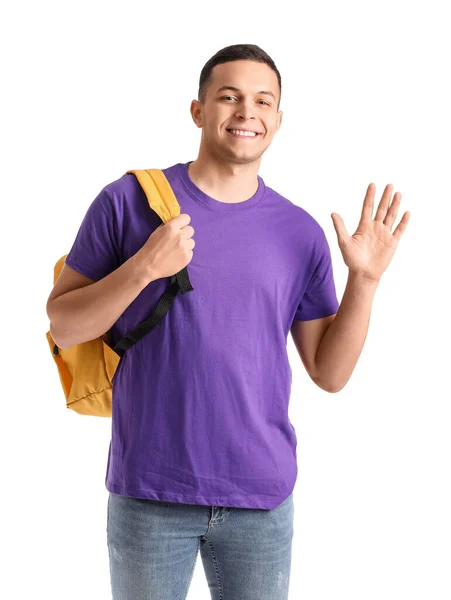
{"left": 107, "top": 491, "right": 294, "bottom": 599}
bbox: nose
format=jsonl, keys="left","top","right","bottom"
{"left": 234, "top": 98, "right": 256, "bottom": 122}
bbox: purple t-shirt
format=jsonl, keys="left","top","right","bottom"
{"left": 65, "top": 161, "right": 340, "bottom": 509}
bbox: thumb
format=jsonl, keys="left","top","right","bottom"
{"left": 331, "top": 213, "right": 349, "bottom": 245}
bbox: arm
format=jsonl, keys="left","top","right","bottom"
{"left": 46, "top": 254, "right": 156, "bottom": 349}
{"left": 315, "top": 271, "right": 378, "bottom": 391}
{"left": 291, "top": 182, "right": 409, "bottom": 393}
{"left": 291, "top": 271, "right": 378, "bottom": 393}
{"left": 47, "top": 181, "right": 194, "bottom": 349}
{"left": 290, "top": 313, "right": 337, "bottom": 392}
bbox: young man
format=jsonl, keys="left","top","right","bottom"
{"left": 46, "top": 44, "right": 409, "bottom": 600}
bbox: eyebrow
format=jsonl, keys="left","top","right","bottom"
{"left": 216, "top": 85, "right": 276, "bottom": 101}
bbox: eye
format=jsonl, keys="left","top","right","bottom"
{"left": 220, "top": 96, "right": 270, "bottom": 106}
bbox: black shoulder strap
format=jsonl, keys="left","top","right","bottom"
{"left": 113, "top": 267, "right": 194, "bottom": 358}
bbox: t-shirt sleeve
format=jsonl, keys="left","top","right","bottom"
{"left": 64, "top": 187, "right": 121, "bottom": 281}
{"left": 293, "top": 229, "right": 340, "bottom": 321}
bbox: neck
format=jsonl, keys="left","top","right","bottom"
{"left": 187, "top": 150, "right": 262, "bottom": 204}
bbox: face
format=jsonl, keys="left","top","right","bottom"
{"left": 190, "top": 60, "right": 283, "bottom": 166}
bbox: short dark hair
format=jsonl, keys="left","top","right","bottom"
{"left": 198, "top": 44, "right": 282, "bottom": 110}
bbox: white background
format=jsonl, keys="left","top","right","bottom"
{"left": 2, "top": 0, "right": 450, "bottom": 598}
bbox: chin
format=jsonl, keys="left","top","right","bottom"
{"left": 226, "top": 153, "right": 263, "bottom": 166}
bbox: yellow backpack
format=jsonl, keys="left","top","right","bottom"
{"left": 46, "top": 169, "right": 194, "bottom": 418}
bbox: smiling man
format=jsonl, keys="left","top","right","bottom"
{"left": 189, "top": 59, "right": 282, "bottom": 181}
{"left": 46, "top": 43, "right": 409, "bottom": 600}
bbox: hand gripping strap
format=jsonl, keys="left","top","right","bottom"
{"left": 112, "top": 170, "right": 194, "bottom": 358}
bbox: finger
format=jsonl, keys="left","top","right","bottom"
{"left": 384, "top": 192, "right": 401, "bottom": 230}
{"left": 331, "top": 212, "right": 350, "bottom": 244}
{"left": 358, "top": 183, "right": 376, "bottom": 226}
{"left": 374, "top": 184, "right": 394, "bottom": 222}
{"left": 393, "top": 211, "right": 410, "bottom": 241}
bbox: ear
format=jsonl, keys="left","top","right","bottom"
{"left": 276, "top": 110, "right": 283, "bottom": 132}
{"left": 190, "top": 100, "right": 203, "bottom": 128}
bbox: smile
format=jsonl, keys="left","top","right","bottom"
{"left": 226, "top": 129, "right": 261, "bottom": 139}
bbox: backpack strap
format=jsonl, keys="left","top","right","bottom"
{"left": 112, "top": 169, "right": 194, "bottom": 358}
{"left": 127, "top": 169, "right": 181, "bottom": 223}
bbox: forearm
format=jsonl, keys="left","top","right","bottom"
{"left": 47, "top": 251, "right": 157, "bottom": 349}
{"left": 315, "top": 270, "right": 380, "bottom": 392}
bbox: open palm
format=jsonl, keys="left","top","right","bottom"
{"left": 331, "top": 183, "right": 410, "bottom": 283}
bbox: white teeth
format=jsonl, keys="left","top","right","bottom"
{"left": 229, "top": 129, "right": 257, "bottom": 137}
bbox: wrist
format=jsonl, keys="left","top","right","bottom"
{"left": 348, "top": 269, "right": 380, "bottom": 288}
{"left": 131, "top": 250, "right": 158, "bottom": 285}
